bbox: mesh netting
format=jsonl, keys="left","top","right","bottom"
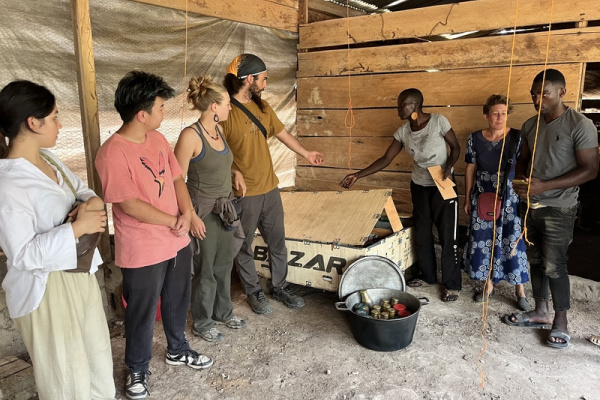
{"left": 1, "top": 0, "right": 298, "bottom": 191}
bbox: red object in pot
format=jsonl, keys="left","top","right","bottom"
{"left": 393, "top": 303, "right": 406, "bottom": 312}
{"left": 397, "top": 309, "right": 412, "bottom": 318}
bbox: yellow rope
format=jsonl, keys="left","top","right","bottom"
{"left": 517, "top": 0, "right": 556, "bottom": 248}
{"left": 477, "top": 0, "right": 521, "bottom": 388}
{"left": 479, "top": 0, "right": 556, "bottom": 388}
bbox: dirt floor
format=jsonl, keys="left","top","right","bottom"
{"left": 108, "top": 275, "right": 600, "bottom": 400}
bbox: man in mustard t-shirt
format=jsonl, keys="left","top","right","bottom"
{"left": 221, "top": 54, "right": 324, "bottom": 314}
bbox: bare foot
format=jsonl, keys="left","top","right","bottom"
{"left": 507, "top": 298, "right": 552, "bottom": 325}
{"left": 506, "top": 310, "right": 552, "bottom": 325}
{"left": 548, "top": 310, "right": 569, "bottom": 345}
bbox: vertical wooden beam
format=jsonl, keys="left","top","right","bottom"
{"left": 70, "top": 0, "right": 111, "bottom": 261}
{"left": 577, "top": 63, "right": 587, "bottom": 111}
{"left": 575, "top": 19, "right": 588, "bottom": 107}
{"left": 299, "top": 0, "right": 309, "bottom": 25}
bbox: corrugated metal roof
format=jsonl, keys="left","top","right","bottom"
{"left": 325, "top": 0, "right": 475, "bottom": 14}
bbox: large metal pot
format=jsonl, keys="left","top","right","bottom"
{"left": 336, "top": 288, "right": 428, "bottom": 352}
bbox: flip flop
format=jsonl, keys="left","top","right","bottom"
{"left": 442, "top": 290, "right": 459, "bottom": 302}
{"left": 503, "top": 313, "right": 551, "bottom": 329}
{"left": 517, "top": 297, "right": 532, "bottom": 312}
{"left": 547, "top": 329, "right": 570, "bottom": 349}
{"left": 588, "top": 335, "right": 600, "bottom": 347}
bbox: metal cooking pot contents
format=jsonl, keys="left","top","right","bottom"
{"left": 336, "top": 288, "right": 428, "bottom": 351}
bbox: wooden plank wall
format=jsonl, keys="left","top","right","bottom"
{"left": 129, "top": 0, "right": 300, "bottom": 32}
{"left": 295, "top": 0, "right": 600, "bottom": 223}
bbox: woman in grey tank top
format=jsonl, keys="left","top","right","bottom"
{"left": 174, "top": 75, "right": 247, "bottom": 343}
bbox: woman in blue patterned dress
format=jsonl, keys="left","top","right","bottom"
{"left": 462, "top": 94, "right": 530, "bottom": 311}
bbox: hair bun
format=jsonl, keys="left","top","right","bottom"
{"left": 188, "top": 75, "right": 213, "bottom": 100}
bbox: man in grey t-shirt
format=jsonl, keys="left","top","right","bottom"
{"left": 504, "top": 69, "right": 598, "bottom": 349}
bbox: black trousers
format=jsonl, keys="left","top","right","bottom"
{"left": 121, "top": 244, "right": 192, "bottom": 372}
{"left": 410, "top": 181, "right": 461, "bottom": 291}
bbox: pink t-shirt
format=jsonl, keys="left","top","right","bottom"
{"left": 95, "top": 130, "right": 189, "bottom": 268}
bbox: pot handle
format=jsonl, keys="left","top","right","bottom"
{"left": 335, "top": 302, "right": 349, "bottom": 311}
{"left": 418, "top": 296, "right": 430, "bottom": 305}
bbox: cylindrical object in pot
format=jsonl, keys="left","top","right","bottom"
{"left": 341, "top": 289, "right": 421, "bottom": 351}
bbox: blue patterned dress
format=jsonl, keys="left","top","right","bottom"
{"left": 461, "top": 129, "right": 529, "bottom": 284}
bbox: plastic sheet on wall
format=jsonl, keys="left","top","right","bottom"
{"left": 0, "top": 0, "right": 299, "bottom": 188}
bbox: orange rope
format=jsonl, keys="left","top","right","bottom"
{"left": 477, "top": 0, "right": 520, "bottom": 388}
{"left": 180, "top": 0, "right": 189, "bottom": 130}
{"left": 345, "top": 0, "right": 355, "bottom": 171}
{"left": 478, "top": 0, "right": 556, "bottom": 389}
{"left": 516, "top": 0, "right": 556, "bottom": 248}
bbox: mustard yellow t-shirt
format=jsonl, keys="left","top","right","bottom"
{"left": 220, "top": 99, "right": 285, "bottom": 197}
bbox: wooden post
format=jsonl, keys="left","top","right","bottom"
{"left": 577, "top": 63, "right": 587, "bottom": 111}
{"left": 299, "top": 0, "right": 309, "bottom": 25}
{"left": 70, "top": 0, "right": 111, "bottom": 261}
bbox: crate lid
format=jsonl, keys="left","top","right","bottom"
{"left": 338, "top": 255, "right": 406, "bottom": 299}
{"left": 280, "top": 189, "right": 402, "bottom": 246}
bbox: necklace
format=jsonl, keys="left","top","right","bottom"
{"left": 198, "top": 120, "right": 219, "bottom": 141}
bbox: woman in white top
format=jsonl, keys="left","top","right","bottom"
{"left": 0, "top": 81, "right": 116, "bottom": 399}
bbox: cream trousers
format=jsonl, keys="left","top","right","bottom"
{"left": 14, "top": 270, "right": 116, "bottom": 400}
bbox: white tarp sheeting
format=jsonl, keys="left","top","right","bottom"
{"left": 0, "top": 0, "right": 299, "bottom": 186}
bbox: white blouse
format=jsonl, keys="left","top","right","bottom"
{"left": 0, "top": 149, "right": 103, "bottom": 318}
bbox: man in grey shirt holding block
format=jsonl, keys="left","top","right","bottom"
{"left": 504, "top": 69, "right": 598, "bottom": 349}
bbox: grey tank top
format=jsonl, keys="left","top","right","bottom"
{"left": 186, "top": 122, "right": 233, "bottom": 199}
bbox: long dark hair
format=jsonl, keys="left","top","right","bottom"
{"left": 0, "top": 80, "right": 55, "bottom": 158}
{"left": 223, "top": 73, "right": 266, "bottom": 113}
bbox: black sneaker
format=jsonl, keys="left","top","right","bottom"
{"left": 273, "top": 285, "right": 305, "bottom": 309}
{"left": 125, "top": 369, "right": 150, "bottom": 399}
{"left": 166, "top": 349, "right": 213, "bottom": 370}
{"left": 247, "top": 289, "right": 272, "bottom": 314}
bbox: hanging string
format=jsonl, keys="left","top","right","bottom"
{"left": 514, "top": 0, "right": 556, "bottom": 249}
{"left": 345, "top": 0, "right": 355, "bottom": 171}
{"left": 477, "top": 0, "right": 521, "bottom": 389}
{"left": 180, "top": 0, "right": 190, "bottom": 130}
{"left": 478, "top": 0, "right": 556, "bottom": 389}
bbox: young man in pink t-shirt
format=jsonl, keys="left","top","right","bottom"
{"left": 96, "top": 71, "right": 212, "bottom": 399}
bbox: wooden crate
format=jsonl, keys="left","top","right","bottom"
{"left": 252, "top": 189, "right": 415, "bottom": 291}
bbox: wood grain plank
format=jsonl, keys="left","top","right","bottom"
{"left": 297, "top": 134, "right": 476, "bottom": 171}
{"left": 298, "top": 28, "right": 600, "bottom": 77}
{"left": 307, "top": 0, "right": 366, "bottom": 18}
{"left": 296, "top": 104, "right": 579, "bottom": 137}
{"left": 297, "top": 64, "right": 581, "bottom": 109}
{"left": 297, "top": 137, "right": 423, "bottom": 171}
{"left": 128, "top": 0, "right": 299, "bottom": 32}
{"left": 295, "top": 166, "right": 466, "bottom": 195}
{"left": 267, "top": 0, "right": 298, "bottom": 8}
{"left": 299, "top": 0, "right": 600, "bottom": 49}
{"left": 294, "top": 170, "right": 469, "bottom": 225}
{"left": 280, "top": 189, "right": 393, "bottom": 245}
